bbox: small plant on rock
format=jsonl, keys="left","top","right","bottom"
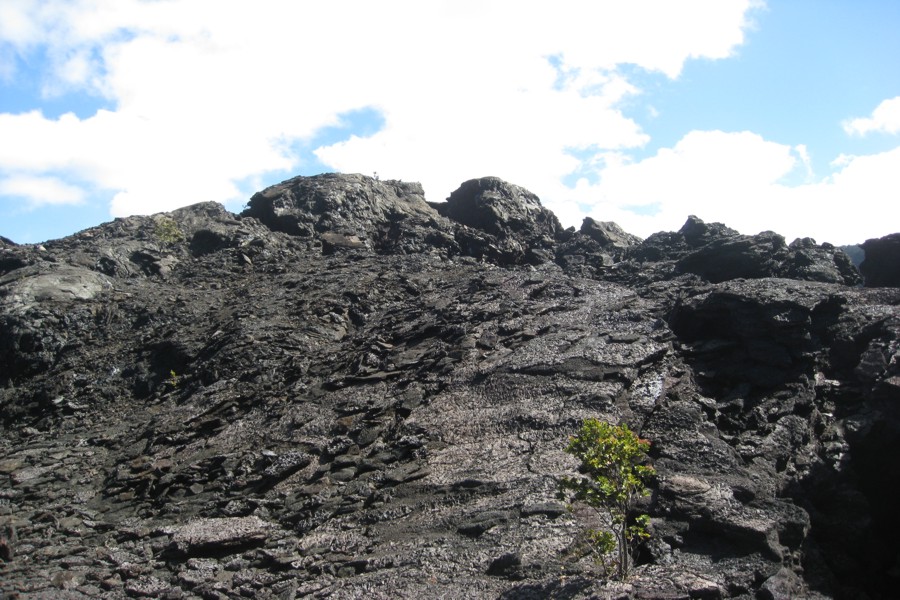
{"left": 153, "top": 216, "right": 184, "bottom": 246}
{"left": 558, "top": 418, "right": 655, "bottom": 580}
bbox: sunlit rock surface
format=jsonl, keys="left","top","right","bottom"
{"left": 1, "top": 174, "right": 898, "bottom": 599}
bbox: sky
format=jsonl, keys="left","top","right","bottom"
{"left": 1, "top": 1, "right": 899, "bottom": 246}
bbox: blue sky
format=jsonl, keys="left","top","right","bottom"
{"left": 1, "top": 1, "right": 898, "bottom": 245}
{"left": 626, "top": 2, "right": 900, "bottom": 172}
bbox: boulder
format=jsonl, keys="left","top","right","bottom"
{"left": 860, "top": 233, "right": 900, "bottom": 287}
{"left": 435, "top": 176, "right": 564, "bottom": 264}
{"left": 170, "top": 516, "right": 270, "bottom": 556}
{"left": 676, "top": 230, "right": 788, "bottom": 283}
{"left": 243, "top": 172, "right": 442, "bottom": 254}
{"left": 437, "top": 177, "right": 563, "bottom": 240}
{"left": 782, "top": 237, "right": 862, "bottom": 285}
{"left": 579, "top": 217, "right": 641, "bottom": 250}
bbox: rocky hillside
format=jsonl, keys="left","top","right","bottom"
{"left": 1, "top": 173, "right": 898, "bottom": 599}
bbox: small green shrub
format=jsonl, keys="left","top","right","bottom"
{"left": 558, "top": 418, "right": 655, "bottom": 579}
{"left": 154, "top": 216, "right": 184, "bottom": 246}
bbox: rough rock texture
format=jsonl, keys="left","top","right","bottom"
{"left": 860, "top": 233, "right": 900, "bottom": 287}
{"left": 1, "top": 173, "right": 897, "bottom": 599}
{"left": 243, "top": 174, "right": 438, "bottom": 254}
{"left": 580, "top": 217, "right": 641, "bottom": 251}
{"left": 611, "top": 215, "right": 862, "bottom": 287}
{"left": 243, "top": 173, "right": 563, "bottom": 266}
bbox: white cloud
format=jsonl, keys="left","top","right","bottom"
{"left": 843, "top": 96, "right": 900, "bottom": 136}
{"left": 0, "top": 174, "right": 85, "bottom": 206}
{"left": 2, "top": 1, "right": 895, "bottom": 248}
{"left": 551, "top": 130, "right": 900, "bottom": 245}
{"left": 794, "top": 144, "right": 813, "bottom": 180}
{"left": 0, "top": 0, "right": 759, "bottom": 220}
{"left": 545, "top": 130, "right": 799, "bottom": 237}
{"left": 0, "top": 0, "right": 42, "bottom": 48}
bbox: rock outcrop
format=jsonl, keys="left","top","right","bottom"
{"left": 860, "top": 233, "right": 900, "bottom": 287}
{"left": 0, "top": 174, "right": 897, "bottom": 599}
{"left": 613, "top": 215, "right": 862, "bottom": 286}
{"left": 243, "top": 174, "right": 438, "bottom": 254}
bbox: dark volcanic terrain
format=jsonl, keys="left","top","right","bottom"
{"left": 1, "top": 174, "right": 898, "bottom": 599}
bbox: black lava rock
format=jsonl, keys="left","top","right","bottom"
{"left": 0, "top": 173, "right": 897, "bottom": 599}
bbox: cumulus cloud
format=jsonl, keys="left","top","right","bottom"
{"left": 0, "top": 1, "right": 42, "bottom": 48}
{"left": 552, "top": 130, "right": 900, "bottom": 245}
{"left": 843, "top": 96, "right": 900, "bottom": 136}
{"left": 5, "top": 1, "right": 895, "bottom": 245}
{"left": 0, "top": 174, "right": 85, "bottom": 206}
{"left": 816, "top": 146, "right": 900, "bottom": 239}
{"left": 0, "top": 0, "right": 757, "bottom": 218}
{"left": 544, "top": 130, "right": 799, "bottom": 237}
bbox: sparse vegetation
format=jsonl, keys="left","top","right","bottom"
{"left": 168, "top": 369, "right": 179, "bottom": 389}
{"left": 154, "top": 216, "right": 184, "bottom": 246}
{"left": 558, "top": 418, "right": 655, "bottom": 579}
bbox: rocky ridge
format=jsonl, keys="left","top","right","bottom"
{"left": 0, "top": 173, "right": 898, "bottom": 599}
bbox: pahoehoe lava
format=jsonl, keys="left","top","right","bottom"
{"left": 1, "top": 173, "right": 898, "bottom": 599}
